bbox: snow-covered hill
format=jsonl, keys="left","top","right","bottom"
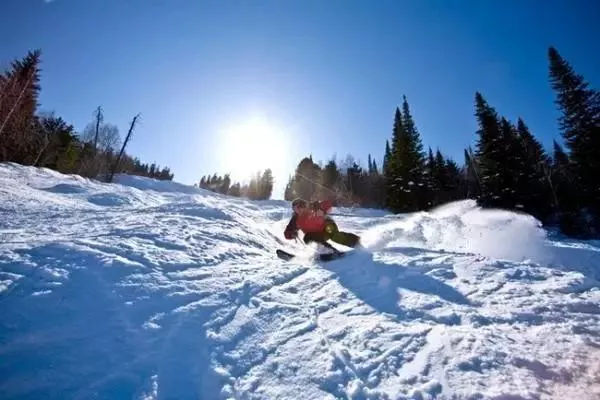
{"left": 1, "top": 162, "right": 599, "bottom": 400}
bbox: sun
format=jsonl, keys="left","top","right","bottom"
{"left": 219, "top": 115, "right": 289, "bottom": 183}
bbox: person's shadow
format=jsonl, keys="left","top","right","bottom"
{"left": 321, "top": 250, "right": 471, "bottom": 323}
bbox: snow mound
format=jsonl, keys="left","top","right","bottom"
{"left": 42, "top": 183, "right": 88, "bottom": 194}
{"left": 1, "top": 164, "right": 600, "bottom": 400}
{"left": 115, "top": 174, "right": 205, "bottom": 194}
{"left": 361, "top": 199, "right": 549, "bottom": 264}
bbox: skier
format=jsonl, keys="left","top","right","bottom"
{"left": 283, "top": 198, "right": 361, "bottom": 252}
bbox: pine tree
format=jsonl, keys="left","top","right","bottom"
{"left": 346, "top": 161, "right": 365, "bottom": 205}
{"left": 366, "top": 154, "right": 382, "bottom": 207}
{"left": 284, "top": 176, "right": 295, "bottom": 200}
{"left": 385, "top": 107, "right": 405, "bottom": 211}
{"left": 382, "top": 139, "right": 392, "bottom": 177}
{"left": 220, "top": 174, "right": 231, "bottom": 194}
{"left": 34, "top": 114, "right": 77, "bottom": 171}
{"left": 548, "top": 46, "right": 600, "bottom": 226}
{"left": 425, "top": 147, "right": 437, "bottom": 207}
{"left": 0, "top": 49, "right": 42, "bottom": 163}
{"left": 498, "top": 117, "right": 522, "bottom": 209}
{"left": 515, "top": 118, "right": 553, "bottom": 220}
{"left": 444, "top": 158, "right": 462, "bottom": 203}
{"left": 384, "top": 97, "right": 428, "bottom": 212}
{"left": 371, "top": 158, "right": 378, "bottom": 175}
{"left": 463, "top": 147, "right": 480, "bottom": 199}
{"left": 474, "top": 92, "right": 508, "bottom": 208}
{"left": 397, "top": 96, "right": 427, "bottom": 210}
{"left": 260, "top": 169, "right": 274, "bottom": 200}
{"left": 228, "top": 182, "right": 242, "bottom": 197}
{"left": 321, "top": 159, "right": 340, "bottom": 202}
{"left": 292, "top": 156, "right": 320, "bottom": 200}
{"left": 550, "top": 140, "right": 589, "bottom": 236}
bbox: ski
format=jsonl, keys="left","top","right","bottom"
{"left": 276, "top": 249, "right": 296, "bottom": 261}
{"left": 276, "top": 248, "right": 350, "bottom": 262}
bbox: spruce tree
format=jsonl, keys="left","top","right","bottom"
{"left": 434, "top": 149, "right": 447, "bottom": 192}
{"left": 548, "top": 46, "right": 600, "bottom": 225}
{"left": 228, "top": 182, "right": 242, "bottom": 197}
{"left": 463, "top": 147, "right": 480, "bottom": 199}
{"left": 400, "top": 96, "right": 427, "bottom": 210}
{"left": 382, "top": 140, "right": 392, "bottom": 177}
{"left": 260, "top": 169, "right": 274, "bottom": 199}
{"left": 292, "top": 156, "right": 320, "bottom": 200}
{"left": 0, "top": 49, "right": 42, "bottom": 163}
{"left": 498, "top": 117, "right": 522, "bottom": 209}
{"left": 425, "top": 147, "right": 437, "bottom": 207}
{"left": 386, "top": 97, "right": 427, "bottom": 212}
{"left": 444, "top": 158, "right": 462, "bottom": 203}
{"left": 385, "top": 107, "right": 405, "bottom": 211}
{"left": 474, "top": 92, "right": 507, "bottom": 208}
{"left": 515, "top": 118, "right": 553, "bottom": 220}
{"left": 283, "top": 177, "right": 295, "bottom": 200}
{"left": 321, "top": 159, "right": 340, "bottom": 203}
{"left": 220, "top": 174, "right": 231, "bottom": 194}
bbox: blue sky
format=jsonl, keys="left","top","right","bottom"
{"left": 2, "top": 0, "right": 599, "bottom": 198}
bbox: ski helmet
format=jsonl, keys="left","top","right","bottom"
{"left": 291, "top": 198, "right": 307, "bottom": 209}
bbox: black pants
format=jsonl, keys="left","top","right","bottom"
{"left": 303, "top": 219, "right": 360, "bottom": 248}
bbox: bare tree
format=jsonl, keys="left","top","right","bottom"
{"left": 92, "top": 106, "right": 103, "bottom": 158}
{"left": 108, "top": 113, "right": 140, "bottom": 183}
{"left": 79, "top": 110, "right": 121, "bottom": 177}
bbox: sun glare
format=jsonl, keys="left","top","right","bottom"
{"left": 219, "top": 115, "right": 289, "bottom": 183}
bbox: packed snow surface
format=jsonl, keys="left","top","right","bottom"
{"left": 1, "top": 162, "right": 599, "bottom": 400}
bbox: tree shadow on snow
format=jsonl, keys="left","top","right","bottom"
{"left": 322, "top": 251, "right": 471, "bottom": 323}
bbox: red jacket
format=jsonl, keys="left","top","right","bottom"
{"left": 284, "top": 200, "right": 332, "bottom": 238}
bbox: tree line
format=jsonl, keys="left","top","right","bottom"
{"left": 5, "top": 47, "right": 597, "bottom": 238}
{"left": 198, "top": 169, "right": 274, "bottom": 200}
{"left": 0, "top": 49, "right": 174, "bottom": 182}
{"left": 283, "top": 47, "right": 599, "bottom": 238}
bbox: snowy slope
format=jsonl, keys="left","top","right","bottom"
{"left": 1, "top": 162, "right": 599, "bottom": 400}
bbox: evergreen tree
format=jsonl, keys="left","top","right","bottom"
{"left": 346, "top": 161, "right": 365, "bottom": 204}
{"left": 515, "top": 118, "right": 553, "bottom": 220}
{"left": 385, "top": 107, "right": 404, "bottom": 211}
{"left": 498, "top": 117, "right": 521, "bottom": 209}
{"left": 550, "top": 140, "right": 589, "bottom": 236}
{"left": 220, "top": 174, "right": 231, "bottom": 194}
{"left": 425, "top": 147, "right": 437, "bottom": 206}
{"left": 463, "top": 147, "right": 480, "bottom": 199}
{"left": 548, "top": 46, "right": 600, "bottom": 226}
{"left": 292, "top": 156, "right": 320, "bottom": 200}
{"left": 260, "top": 169, "right": 274, "bottom": 200}
{"left": 284, "top": 176, "right": 295, "bottom": 200}
{"left": 382, "top": 139, "right": 392, "bottom": 177}
{"left": 0, "top": 49, "right": 42, "bottom": 163}
{"left": 444, "top": 158, "right": 462, "bottom": 204}
{"left": 34, "top": 114, "right": 78, "bottom": 171}
{"left": 321, "top": 159, "right": 340, "bottom": 202}
{"left": 474, "top": 92, "right": 508, "bottom": 208}
{"left": 228, "top": 182, "right": 242, "bottom": 197}
{"left": 387, "top": 96, "right": 427, "bottom": 212}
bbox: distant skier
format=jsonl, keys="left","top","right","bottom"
{"left": 283, "top": 198, "right": 361, "bottom": 251}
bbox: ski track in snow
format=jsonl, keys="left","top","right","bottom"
{"left": 1, "top": 162, "right": 600, "bottom": 400}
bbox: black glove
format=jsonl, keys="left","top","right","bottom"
{"left": 284, "top": 228, "right": 298, "bottom": 240}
